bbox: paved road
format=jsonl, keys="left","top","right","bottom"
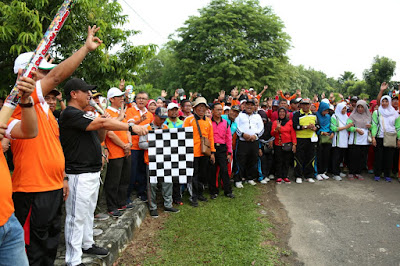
{"left": 276, "top": 176, "right": 400, "bottom": 266}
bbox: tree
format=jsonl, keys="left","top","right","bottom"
{"left": 171, "top": 0, "right": 291, "bottom": 99}
{"left": 363, "top": 56, "right": 396, "bottom": 98}
{"left": 0, "top": 0, "right": 155, "bottom": 96}
{"left": 338, "top": 71, "right": 357, "bottom": 84}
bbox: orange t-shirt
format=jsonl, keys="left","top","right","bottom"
{"left": 9, "top": 81, "right": 65, "bottom": 193}
{"left": 144, "top": 123, "right": 169, "bottom": 164}
{"left": 0, "top": 152, "right": 14, "bottom": 226}
{"left": 126, "top": 106, "right": 154, "bottom": 150}
{"left": 183, "top": 114, "right": 216, "bottom": 157}
{"left": 231, "top": 99, "right": 240, "bottom": 106}
{"left": 105, "top": 107, "right": 130, "bottom": 159}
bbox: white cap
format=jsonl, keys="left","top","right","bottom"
{"left": 167, "top": 102, "right": 179, "bottom": 111}
{"left": 249, "top": 88, "right": 254, "bottom": 91}
{"left": 321, "top": 98, "right": 330, "bottom": 104}
{"left": 14, "top": 52, "right": 57, "bottom": 74}
{"left": 223, "top": 106, "right": 231, "bottom": 111}
{"left": 107, "top": 87, "right": 125, "bottom": 100}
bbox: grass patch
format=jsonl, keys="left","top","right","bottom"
{"left": 143, "top": 185, "right": 281, "bottom": 265}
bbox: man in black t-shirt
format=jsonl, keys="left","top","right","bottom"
{"left": 59, "top": 78, "right": 147, "bottom": 266}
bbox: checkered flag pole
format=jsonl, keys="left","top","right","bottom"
{"left": 148, "top": 127, "right": 194, "bottom": 184}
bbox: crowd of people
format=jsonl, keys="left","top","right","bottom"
{"left": 1, "top": 26, "right": 400, "bottom": 266}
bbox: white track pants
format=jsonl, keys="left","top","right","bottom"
{"left": 65, "top": 172, "right": 100, "bottom": 266}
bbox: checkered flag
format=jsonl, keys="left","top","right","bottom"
{"left": 148, "top": 127, "right": 194, "bottom": 184}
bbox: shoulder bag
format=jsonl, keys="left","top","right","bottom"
{"left": 195, "top": 118, "right": 212, "bottom": 156}
{"left": 381, "top": 115, "right": 397, "bottom": 148}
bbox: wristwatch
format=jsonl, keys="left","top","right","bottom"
{"left": 128, "top": 123, "right": 137, "bottom": 136}
{"left": 19, "top": 97, "right": 34, "bottom": 108}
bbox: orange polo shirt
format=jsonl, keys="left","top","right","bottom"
{"left": 8, "top": 81, "right": 65, "bottom": 193}
{"left": 126, "top": 106, "right": 153, "bottom": 150}
{"left": 105, "top": 106, "right": 130, "bottom": 159}
{"left": 0, "top": 152, "right": 14, "bottom": 226}
{"left": 183, "top": 114, "right": 215, "bottom": 157}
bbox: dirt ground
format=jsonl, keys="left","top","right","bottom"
{"left": 116, "top": 183, "right": 302, "bottom": 265}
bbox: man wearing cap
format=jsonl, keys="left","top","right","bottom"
{"left": 183, "top": 97, "right": 216, "bottom": 207}
{"left": 44, "top": 88, "right": 66, "bottom": 120}
{"left": 292, "top": 98, "right": 320, "bottom": 184}
{"left": 139, "top": 107, "right": 180, "bottom": 217}
{"left": 126, "top": 92, "right": 154, "bottom": 202}
{"left": 9, "top": 25, "right": 102, "bottom": 265}
{"left": 103, "top": 87, "right": 133, "bottom": 217}
{"left": 289, "top": 98, "right": 300, "bottom": 112}
{"left": 0, "top": 73, "right": 38, "bottom": 266}
{"left": 164, "top": 103, "right": 184, "bottom": 205}
{"left": 235, "top": 99, "right": 264, "bottom": 188}
{"left": 267, "top": 99, "right": 279, "bottom": 121}
{"left": 60, "top": 78, "right": 147, "bottom": 266}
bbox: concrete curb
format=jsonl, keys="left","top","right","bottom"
{"left": 55, "top": 200, "right": 148, "bottom": 266}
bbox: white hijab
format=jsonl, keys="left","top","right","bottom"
{"left": 379, "top": 96, "right": 399, "bottom": 119}
{"left": 334, "top": 102, "right": 348, "bottom": 125}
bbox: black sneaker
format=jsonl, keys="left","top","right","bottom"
{"left": 150, "top": 209, "right": 159, "bottom": 217}
{"left": 108, "top": 210, "right": 122, "bottom": 217}
{"left": 164, "top": 207, "right": 180, "bottom": 213}
{"left": 225, "top": 193, "right": 235, "bottom": 199}
{"left": 198, "top": 195, "right": 208, "bottom": 202}
{"left": 82, "top": 244, "right": 109, "bottom": 256}
{"left": 118, "top": 202, "right": 134, "bottom": 211}
{"left": 191, "top": 201, "right": 199, "bottom": 207}
{"left": 210, "top": 194, "right": 218, "bottom": 200}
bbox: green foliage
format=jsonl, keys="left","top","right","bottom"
{"left": 363, "top": 56, "right": 396, "bottom": 98}
{"left": 170, "top": 0, "right": 291, "bottom": 99}
{"left": 139, "top": 44, "right": 183, "bottom": 96}
{"left": 346, "top": 80, "right": 368, "bottom": 97}
{"left": 133, "top": 83, "right": 161, "bottom": 100}
{"left": 0, "top": 0, "right": 156, "bottom": 96}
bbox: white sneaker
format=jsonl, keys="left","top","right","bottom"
{"left": 296, "top": 178, "right": 303, "bottom": 184}
{"left": 316, "top": 174, "right": 324, "bottom": 181}
{"left": 321, "top": 173, "right": 329, "bottom": 180}
{"left": 307, "top": 178, "right": 316, "bottom": 183}
{"left": 260, "top": 179, "right": 269, "bottom": 184}
{"left": 333, "top": 175, "right": 342, "bottom": 181}
{"left": 235, "top": 182, "right": 243, "bottom": 188}
{"left": 340, "top": 172, "right": 346, "bottom": 178}
{"left": 248, "top": 180, "right": 257, "bottom": 186}
{"left": 268, "top": 174, "right": 275, "bottom": 180}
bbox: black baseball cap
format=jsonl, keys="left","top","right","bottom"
{"left": 64, "top": 78, "right": 97, "bottom": 100}
{"left": 231, "top": 105, "right": 240, "bottom": 112}
{"left": 350, "top": 96, "right": 359, "bottom": 102}
{"left": 246, "top": 99, "right": 256, "bottom": 105}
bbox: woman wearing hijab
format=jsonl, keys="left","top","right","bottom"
{"left": 346, "top": 100, "right": 371, "bottom": 180}
{"left": 316, "top": 101, "right": 333, "bottom": 181}
{"left": 330, "top": 102, "right": 352, "bottom": 180}
{"left": 271, "top": 107, "right": 297, "bottom": 184}
{"left": 371, "top": 96, "right": 400, "bottom": 182}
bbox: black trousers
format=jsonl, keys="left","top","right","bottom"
{"left": 104, "top": 155, "right": 131, "bottom": 212}
{"left": 331, "top": 147, "right": 345, "bottom": 176}
{"left": 294, "top": 138, "right": 316, "bottom": 179}
{"left": 236, "top": 140, "right": 259, "bottom": 181}
{"left": 348, "top": 145, "right": 368, "bottom": 175}
{"left": 209, "top": 144, "right": 232, "bottom": 195}
{"left": 13, "top": 189, "right": 63, "bottom": 266}
{"left": 374, "top": 138, "right": 395, "bottom": 177}
{"left": 393, "top": 147, "right": 399, "bottom": 174}
{"left": 260, "top": 151, "right": 274, "bottom": 177}
{"left": 317, "top": 143, "right": 332, "bottom": 174}
{"left": 192, "top": 156, "right": 209, "bottom": 202}
{"left": 274, "top": 145, "right": 292, "bottom": 179}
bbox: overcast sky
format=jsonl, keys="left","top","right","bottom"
{"left": 118, "top": 0, "right": 400, "bottom": 80}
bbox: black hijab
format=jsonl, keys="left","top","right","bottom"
{"left": 277, "top": 107, "right": 289, "bottom": 126}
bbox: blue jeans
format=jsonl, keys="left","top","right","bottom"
{"left": 0, "top": 213, "right": 28, "bottom": 266}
